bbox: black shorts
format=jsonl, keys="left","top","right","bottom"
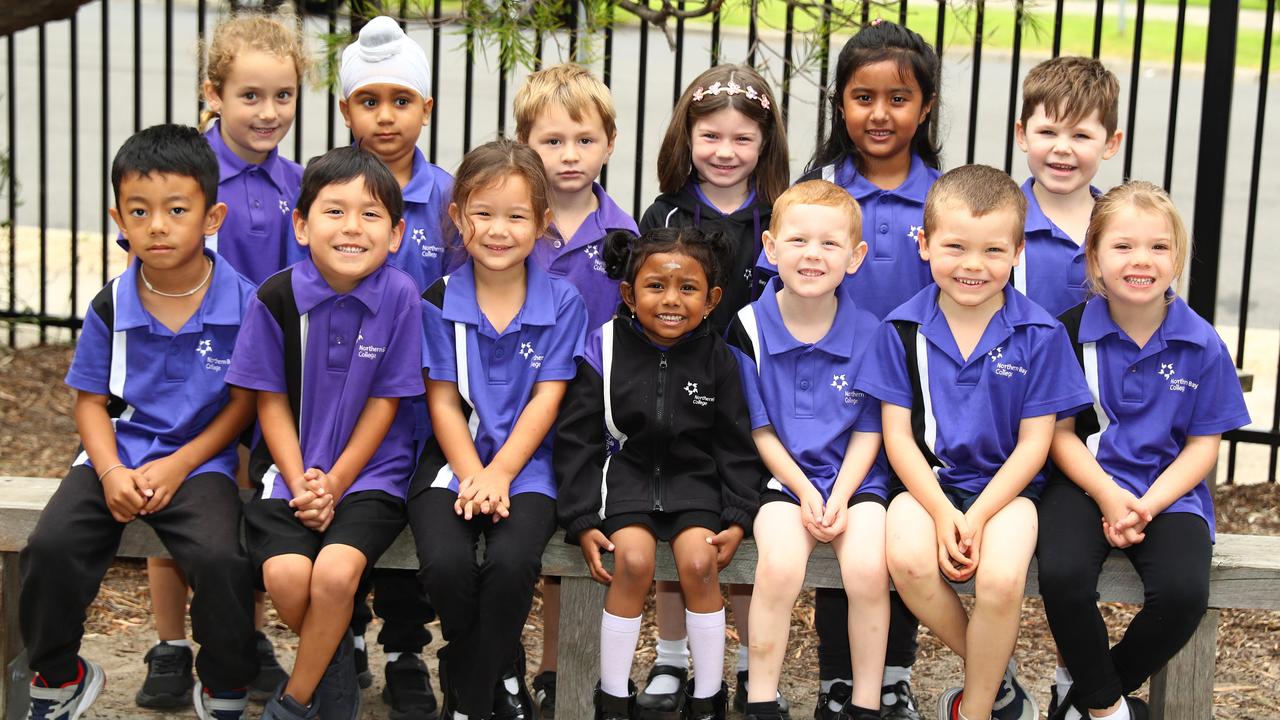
{"left": 244, "top": 489, "right": 406, "bottom": 589}
{"left": 601, "top": 510, "right": 721, "bottom": 542}
{"left": 888, "top": 481, "right": 1040, "bottom": 510}
{"left": 761, "top": 488, "right": 888, "bottom": 509}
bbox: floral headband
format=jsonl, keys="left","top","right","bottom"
{"left": 692, "top": 80, "right": 771, "bottom": 110}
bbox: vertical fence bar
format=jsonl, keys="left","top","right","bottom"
{"left": 535, "top": 33, "right": 544, "bottom": 71}
{"left": 463, "top": 25, "right": 474, "bottom": 152}
{"left": 165, "top": 0, "right": 173, "bottom": 124}
{"left": 899, "top": 0, "right": 908, "bottom": 26}
{"left": 634, "top": 2, "right": 650, "bottom": 219}
{"left": 1186, "top": 3, "right": 1238, "bottom": 325}
{"left": 1122, "top": 0, "right": 1145, "bottom": 180}
{"left": 674, "top": 0, "right": 685, "bottom": 108}
{"left": 711, "top": 7, "right": 721, "bottom": 66}
{"left": 38, "top": 24, "right": 47, "bottom": 343}
{"left": 1091, "top": 0, "right": 1104, "bottom": 59}
{"left": 430, "top": 0, "right": 441, "bottom": 163}
{"left": 134, "top": 0, "right": 142, "bottom": 131}
{"left": 782, "top": 2, "right": 794, "bottom": 125}
{"left": 935, "top": 0, "right": 945, "bottom": 61}
{"left": 861, "top": 1, "right": 870, "bottom": 25}
{"left": 71, "top": 12, "right": 80, "bottom": 333}
{"left": 568, "top": 0, "right": 580, "bottom": 61}
{"left": 816, "top": 0, "right": 833, "bottom": 149}
{"left": 748, "top": 0, "right": 758, "bottom": 67}
{"left": 497, "top": 37, "right": 508, "bottom": 138}
{"left": 7, "top": 34, "right": 15, "bottom": 346}
{"left": 1052, "top": 0, "right": 1064, "bottom": 56}
{"left": 966, "top": 0, "right": 984, "bottom": 164}
{"left": 1003, "top": 0, "right": 1024, "bottom": 174}
{"left": 101, "top": 0, "right": 110, "bottom": 289}
{"left": 198, "top": 0, "right": 206, "bottom": 121}
{"left": 291, "top": 0, "right": 302, "bottom": 162}
{"left": 601, "top": 5, "right": 613, "bottom": 188}
{"left": 1162, "top": 0, "right": 1187, "bottom": 191}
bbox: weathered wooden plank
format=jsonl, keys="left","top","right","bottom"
{"left": 1, "top": 553, "right": 27, "bottom": 720}
{"left": 1149, "top": 610, "right": 1218, "bottom": 720}
{"left": 558, "top": 576, "right": 607, "bottom": 720}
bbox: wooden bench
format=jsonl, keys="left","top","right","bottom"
{"left": 2, "top": 476, "right": 1278, "bottom": 720}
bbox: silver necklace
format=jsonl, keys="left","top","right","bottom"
{"left": 139, "top": 258, "right": 213, "bottom": 298}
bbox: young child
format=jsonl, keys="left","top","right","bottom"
{"left": 339, "top": 16, "right": 450, "bottom": 712}
{"left": 409, "top": 139, "right": 588, "bottom": 720}
{"left": 1038, "top": 182, "right": 1250, "bottom": 720}
{"left": 782, "top": 20, "right": 944, "bottom": 718}
{"left": 135, "top": 13, "right": 309, "bottom": 708}
{"left": 636, "top": 63, "right": 786, "bottom": 714}
{"left": 857, "top": 165, "right": 1094, "bottom": 720}
{"left": 554, "top": 225, "right": 763, "bottom": 720}
{"left": 725, "top": 181, "right": 889, "bottom": 720}
{"left": 229, "top": 146, "right": 425, "bottom": 720}
{"left": 1012, "top": 56, "right": 1122, "bottom": 318}
{"left": 20, "top": 124, "right": 259, "bottom": 720}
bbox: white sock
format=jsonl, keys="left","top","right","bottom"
{"left": 821, "top": 678, "right": 852, "bottom": 711}
{"left": 504, "top": 676, "right": 519, "bottom": 695}
{"left": 686, "top": 608, "right": 726, "bottom": 699}
{"left": 1094, "top": 701, "right": 1131, "bottom": 720}
{"left": 159, "top": 639, "right": 191, "bottom": 648}
{"left": 1065, "top": 708, "right": 1084, "bottom": 720}
{"left": 1055, "top": 666, "right": 1074, "bottom": 706}
{"left": 600, "top": 611, "right": 642, "bottom": 697}
{"left": 646, "top": 638, "right": 689, "bottom": 695}
{"left": 385, "top": 651, "right": 402, "bottom": 663}
{"left": 352, "top": 635, "right": 366, "bottom": 652}
{"left": 882, "top": 664, "right": 911, "bottom": 687}
{"left": 454, "top": 712, "right": 468, "bottom": 720}
{"left": 736, "top": 646, "right": 749, "bottom": 673}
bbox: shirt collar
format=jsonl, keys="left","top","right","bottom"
{"left": 757, "top": 277, "right": 858, "bottom": 358}
{"left": 205, "top": 121, "right": 292, "bottom": 194}
{"left": 1022, "top": 178, "right": 1102, "bottom": 237}
{"left": 116, "top": 249, "right": 244, "bottom": 331}
{"left": 550, "top": 184, "right": 635, "bottom": 252}
{"left": 401, "top": 148, "right": 439, "bottom": 205}
{"left": 441, "top": 258, "right": 559, "bottom": 328}
{"left": 1079, "top": 294, "right": 1209, "bottom": 348}
{"left": 291, "top": 255, "right": 387, "bottom": 315}
{"left": 836, "top": 153, "right": 935, "bottom": 203}
{"left": 890, "top": 284, "right": 1050, "bottom": 363}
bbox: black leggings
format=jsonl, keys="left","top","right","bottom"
{"left": 351, "top": 569, "right": 436, "bottom": 654}
{"left": 1036, "top": 480, "right": 1211, "bottom": 711}
{"left": 408, "top": 489, "right": 556, "bottom": 716}
{"left": 814, "top": 589, "right": 919, "bottom": 679}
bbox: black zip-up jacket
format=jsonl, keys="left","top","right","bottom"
{"left": 554, "top": 315, "right": 764, "bottom": 541}
{"left": 638, "top": 186, "right": 772, "bottom": 335}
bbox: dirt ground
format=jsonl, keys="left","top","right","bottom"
{"left": 2, "top": 345, "right": 1278, "bottom": 719}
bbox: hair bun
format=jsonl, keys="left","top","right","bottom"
{"left": 602, "top": 229, "right": 637, "bottom": 281}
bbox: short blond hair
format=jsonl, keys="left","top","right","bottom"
{"left": 924, "top": 165, "right": 1026, "bottom": 246}
{"left": 1084, "top": 180, "right": 1189, "bottom": 299}
{"left": 770, "top": 180, "right": 862, "bottom": 240}
{"left": 1020, "top": 56, "right": 1120, "bottom": 135}
{"left": 514, "top": 63, "right": 617, "bottom": 142}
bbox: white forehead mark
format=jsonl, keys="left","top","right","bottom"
{"left": 661, "top": 262, "right": 683, "bottom": 270}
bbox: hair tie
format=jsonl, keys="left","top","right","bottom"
{"left": 871, "top": 17, "right": 884, "bottom": 26}
{"left": 692, "top": 80, "right": 771, "bottom": 110}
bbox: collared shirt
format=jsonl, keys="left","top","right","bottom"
{"left": 1066, "top": 296, "right": 1250, "bottom": 538}
{"left": 204, "top": 121, "right": 305, "bottom": 285}
{"left": 386, "top": 148, "right": 461, "bottom": 293}
{"left": 757, "top": 153, "right": 940, "bottom": 320}
{"left": 1013, "top": 178, "right": 1099, "bottom": 318}
{"left": 857, "top": 284, "right": 1093, "bottom": 493}
{"left": 421, "top": 259, "right": 588, "bottom": 498}
{"left": 227, "top": 258, "right": 425, "bottom": 500}
{"left": 729, "top": 278, "right": 890, "bottom": 501}
{"left": 531, "top": 183, "right": 639, "bottom": 331}
{"left": 66, "top": 250, "right": 256, "bottom": 480}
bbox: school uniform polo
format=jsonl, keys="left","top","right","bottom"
{"left": 1060, "top": 296, "right": 1251, "bottom": 539}
{"left": 419, "top": 258, "right": 588, "bottom": 498}
{"left": 531, "top": 183, "right": 638, "bottom": 331}
{"left": 204, "top": 121, "right": 306, "bottom": 285}
{"left": 727, "top": 279, "right": 890, "bottom": 501}
{"left": 227, "top": 257, "right": 425, "bottom": 500}
{"left": 65, "top": 250, "right": 256, "bottom": 480}
{"left": 1013, "top": 178, "right": 1099, "bottom": 318}
{"left": 857, "top": 284, "right": 1093, "bottom": 493}
{"left": 387, "top": 147, "right": 460, "bottom": 293}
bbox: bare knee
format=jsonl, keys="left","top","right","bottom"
{"left": 310, "top": 559, "right": 362, "bottom": 607}
{"left": 676, "top": 553, "right": 717, "bottom": 595}
{"left": 613, "top": 546, "right": 656, "bottom": 588}
{"left": 754, "top": 553, "right": 805, "bottom": 595}
{"left": 263, "top": 557, "right": 312, "bottom": 601}
{"left": 975, "top": 568, "right": 1026, "bottom": 611}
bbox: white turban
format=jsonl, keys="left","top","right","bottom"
{"left": 340, "top": 16, "right": 432, "bottom": 100}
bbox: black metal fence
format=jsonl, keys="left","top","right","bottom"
{"left": 1, "top": 0, "right": 1277, "bottom": 482}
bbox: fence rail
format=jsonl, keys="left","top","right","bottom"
{"left": 1, "top": 0, "right": 1277, "bottom": 482}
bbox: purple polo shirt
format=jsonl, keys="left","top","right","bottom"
{"left": 1066, "top": 296, "right": 1250, "bottom": 539}
{"left": 227, "top": 258, "right": 425, "bottom": 500}
{"left": 532, "top": 183, "right": 639, "bottom": 331}
{"left": 857, "top": 284, "right": 1093, "bottom": 493}
{"left": 421, "top": 259, "right": 588, "bottom": 498}
{"left": 731, "top": 278, "right": 890, "bottom": 501}
{"left": 66, "top": 250, "right": 256, "bottom": 481}
{"left": 386, "top": 147, "right": 461, "bottom": 293}
{"left": 757, "top": 153, "right": 940, "bottom": 320}
{"left": 1013, "top": 178, "right": 1100, "bottom": 318}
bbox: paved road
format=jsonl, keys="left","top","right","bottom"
{"left": 0, "top": 0, "right": 1277, "bottom": 328}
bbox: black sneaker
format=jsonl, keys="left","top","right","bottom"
{"left": 315, "top": 630, "right": 362, "bottom": 720}
{"left": 250, "top": 632, "right": 290, "bottom": 702}
{"left": 261, "top": 686, "right": 320, "bottom": 720}
{"left": 685, "top": 682, "right": 728, "bottom": 720}
{"left": 733, "top": 670, "right": 791, "bottom": 720}
{"left": 134, "top": 641, "right": 194, "bottom": 708}
{"left": 382, "top": 653, "right": 439, "bottom": 720}
{"left": 990, "top": 663, "right": 1037, "bottom": 720}
{"left": 813, "top": 681, "right": 851, "bottom": 720}
{"left": 354, "top": 641, "right": 373, "bottom": 690}
{"left": 532, "top": 671, "right": 557, "bottom": 719}
{"left": 635, "top": 665, "right": 688, "bottom": 720}
{"left": 879, "top": 680, "right": 920, "bottom": 720}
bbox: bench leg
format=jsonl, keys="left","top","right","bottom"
{"left": 557, "top": 576, "right": 606, "bottom": 720}
{"left": 1149, "top": 609, "right": 1217, "bottom": 720}
{"left": 1, "top": 551, "right": 29, "bottom": 720}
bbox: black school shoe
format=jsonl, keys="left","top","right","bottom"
{"left": 382, "top": 653, "right": 440, "bottom": 720}
{"left": 315, "top": 630, "right": 363, "bottom": 720}
{"left": 635, "top": 665, "right": 689, "bottom": 720}
{"left": 732, "top": 670, "right": 791, "bottom": 720}
{"left": 492, "top": 646, "right": 535, "bottom": 720}
{"left": 1047, "top": 689, "right": 1149, "bottom": 720}
{"left": 812, "top": 681, "right": 851, "bottom": 720}
{"left": 685, "top": 682, "right": 728, "bottom": 720}
{"left": 135, "top": 641, "right": 194, "bottom": 708}
{"left": 879, "top": 680, "right": 920, "bottom": 720}
{"left": 594, "top": 681, "right": 637, "bottom": 720}
{"left": 532, "top": 671, "right": 557, "bottom": 719}
{"left": 354, "top": 641, "right": 373, "bottom": 690}
{"left": 250, "top": 632, "right": 291, "bottom": 702}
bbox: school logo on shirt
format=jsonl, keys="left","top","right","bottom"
{"left": 196, "top": 338, "right": 231, "bottom": 372}
{"left": 584, "top": 244, "right": 607, "bottom": 274}
{"left": 908, "top": 225, "right": 925, "bottom": 245}
{"left": 1158, "top": 362, "right": 1199, "bottom": 392}
{"left": 411, "top": 227, "right": 443, "bottom": 259}
{"left": 988, "top": 346, "right": 1028, "bottom": 378}
{"left": 831, "top": 374, "right": 863, "bottom": 405}
{"left": 356, "top": 330, "right": 387, "bottom": 361}
{"left": 519, "top": 341, "right": 545, "bottom": 369}
{"left": 684, "top": 381, "right": 716, "bottom": 407}
{"left": 279, "top": 199, "right": 290, "bottom": 215}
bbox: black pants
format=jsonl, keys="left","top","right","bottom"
{"left": 20, "top": 467, "right": 257, "bottom": 690}
{"left": 1037, "top": 481, "right": 1211, "bottom": 710}
{"left": 409, "top": 489, "right": 556, "bottom": 716}
{"left": 352, "top": 568, "right": 436, "bottom": 653}
{"left": 814, "top": 589, "right": 919, "bottom": 680}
